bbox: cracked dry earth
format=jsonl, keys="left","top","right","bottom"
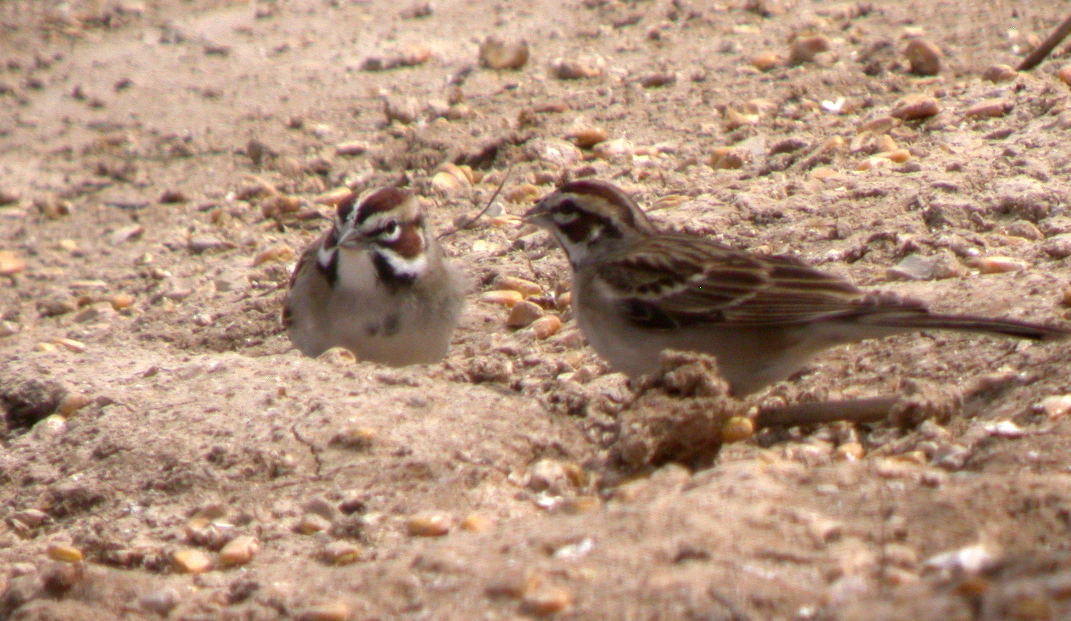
{"left": 5, "top": 0, "right": 1071, "bottom": 619}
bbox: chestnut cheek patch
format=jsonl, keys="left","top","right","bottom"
{"left": 387, "top": 225, "right": 424, "bottom": 259}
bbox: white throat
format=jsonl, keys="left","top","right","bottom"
{"left": 376, "top": 247, "right": 428, "bottom": 279}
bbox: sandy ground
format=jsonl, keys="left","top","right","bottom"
{"left": 4, "top": 0, "right": 1071, "bottom": 619}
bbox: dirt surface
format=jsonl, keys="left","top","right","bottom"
{"left": 4, "top": 1, "right": 1071, "bottom": 619}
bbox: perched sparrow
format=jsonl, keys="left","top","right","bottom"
{"left": 283, "top": 187, "right": 465, "bottom": 365}
{"left": 525, "top": 180, "right": 1068, "bottom": 396}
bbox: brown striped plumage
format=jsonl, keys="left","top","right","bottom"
{"left": 526, "top": 180, "right": 1068, "bottom": 395}
{"left": 283, "top": 187, "right": 465, "bottom": 365}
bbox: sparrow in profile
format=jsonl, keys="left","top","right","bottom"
{"left": 283, "top": 187, "right": 465, "bottom": 366}
{"left": 525, "top": 180, "right": 1068, "bottom": 396}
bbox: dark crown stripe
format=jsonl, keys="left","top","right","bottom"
{"left": 336, "top": 192, "right": 359, "bottom": 223}
{"left": 558, "top": 180, "right": 654, "bottom": 233}
{"left": 357, "top": 187, "right": 411, "bottom": 224}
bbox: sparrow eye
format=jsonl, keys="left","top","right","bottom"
{"left": 553, "top": 199, "right": 581, "bottom": 224}
{"left": 376, "top": 221, "right": 400, "bottom": 240}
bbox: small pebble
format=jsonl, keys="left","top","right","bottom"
{"left": 923, "top": 544, "right": 996, "bottom": 574}
{"left": 983, "top": 420, "right": 1026, "bottom": 438}
{"left": 750, "top": 52, "right": 780, "bottom": 72}
{"left": 159, "top": 189, "right": 187, "bottom": 203}
{"left": 110, "top": 293, "right": 135, "bottom": 310}
{"left": 507, "top": 300, "right": 544, "bottom": 328}
{"left": 52, "top": 337, "right": 87, "bottom": 353}
{"left": 521, "top": 587, "right": 572, "bottom": 616}
{"left": 550, "top": 55, "right": 605, "bottom": 79}
{"left": 835, "top": 442, "right": 865, "bottom": 461}
{"left": 218, "top": 535, "right": 259, "bottom": 567}
{"left": 108, "top": 225, "right": 144, "bottom": 245}
{"left": 42, "top": 562, "right": 84, "bottom": 593}
{"left": 253, "top": 244, "right": 294, "bottom": 266}
{"left": 383, "top": 95, "right": 420, "bottom": 125}
{"left": 139, "top": 587, "right": 180, "bottom": 616}
{"left": 789, "top": 35, "right": 831, "bottom": 65}
{"left": 36, "top": 197, "right": 72, "bottom": 219}
{"left": 188, "top": 235, "right": 233, "bottom": 254}
{"left": 965, "top": 98, "right": 1012, "bottom": 118}
{"left": 888, "top": 254, "right": 939, "bottom": 280}
{"left": 0, "top": 250, "right": 26, "bottom": 275}
{"left": 1036, "top": 394, "right": 1071, "bottom": 419}
{"left": 903, "top": 39, "right": 941, "bottom": 75}
{"left": 460, "top": 513, "right": 493, "bottom": 532}
{"left": 331, "top": 426, "right": 375, "bottom": 450}
{"left": 560, "top": 496, "right": 600, "bottom": 515}
{"left": 46, "top": 543, "right": 83, "bottom": 563}
{"left": 1045, "top": 234, "right": 1071, "bottom": 259}
{"left": 32, "top": 414, "right": 67, "bottom": 439}
{"left": 297, "top": 601, "right": 352, "bottom": 621}
{"left": 480, "top": 290, "right": 524, "bottom": 307}
{"left": 720, "top": 416, "right": 753, "bottom": 443}
{"left": 320, "top": 541, "right": 361, "bottom": 565}
{"left": 396, "top": 44, "right": 431, "bottom": 67}
{"left": 58, "top": 393, "right": 92, "bottom": 417}
{"left": 858, "top": 116, "right": 899, "bottom": 134}
{"left": 982, "top": 64, "right": 1017, "bottom": 83}
{"left": 710, "top": 147, "right": 745, "bottom": 169}
{"left": 479, "top": 36, "right": 529, "bottom": 70}
{"left": 259, "top": 195, "right": 302, "bottom": 219}
{"left": 530, "top": 315, "right": 562, "bottom": 339}
{"left": 891, "top": 94, "right": 940, "bottom": 120}
{"left": 431, "top": 170, "right": 465, "bottom": 193}
{"left": 335, "top": 141, "right": 369, "bottom": 156}
{"left": 1058, "top": 65, "right": 1071, "bottom": 87}
{"left": 877, "top": 148, "right": 911, "bottom": 163}
{"left": 0, "top": 320, "right": 19, "bottom": 337}
{"left": 407, "top": 513, "right": 451, "bottom": 537}
{"left": 494, "top": 276, "right": 542, "bottom": 297}
{"left": 317, "top": 347, "right": 357, "bottom": 365}
{"left": 13, "top": 509, "right": 48, "bottom": 528}
{"left": 172, "top": 548, "right": 212, "bottom": 574}
{"left": 883, "top": 567, "right": 919, "bottom": 586}
{"left": 638, "top": 72, "right": 676, "bottom": 88}
{"left": 566, "top": 126, "right": 608, "bottom": 149}
{"left": 976, "top": 256, "right": 1027, "bottom": 274}
{"left": 314, "top": 187, "right": 355, "bottom": 206}
{"left": 294, "top": 514, "right": 332, "bottom": 535}
{"left": 505, "top": 184, "right": 541, "bottom": 204}
{"left": 592, "top": 138, "right": 634, "bottom": 161}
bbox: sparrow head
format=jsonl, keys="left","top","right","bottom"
{"left": 524, "top": 180, "right": 657, "bottom": 266}
{"left": 319, "top": 187, "right": 429, "bottom": 282}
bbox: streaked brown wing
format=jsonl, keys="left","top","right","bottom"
{"left": 597, "top": 234, "right": 880, "bottom": 328}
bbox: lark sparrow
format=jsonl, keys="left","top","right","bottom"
{"left": 525, "top": 180, "right": 1068, "bottom": 396}
{"left": 283, "top": 187, "right": 465, "bottom": 365}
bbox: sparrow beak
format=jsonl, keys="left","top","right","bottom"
{"left": 522, "top": 199, "right": 551, "bottom": 227}
{"left": 335, "top": 227, "right": 366, "bottom": 248}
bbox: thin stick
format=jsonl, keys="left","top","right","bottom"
{"left": 755, "top": 395, "right": 899, "bottom": 428}
{"left": 1018, "top": 10, "right": 1071, "bottom": 71}
{"left": 437, "top": 165, "right": 513, "bottom": 239}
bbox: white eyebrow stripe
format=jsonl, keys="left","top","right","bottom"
{"left": 360, "top": 212, "right": 401, "bottom": 232}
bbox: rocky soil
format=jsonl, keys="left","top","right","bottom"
{"left": 4, "top": 1, "right": 1071, "bottom": 619}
